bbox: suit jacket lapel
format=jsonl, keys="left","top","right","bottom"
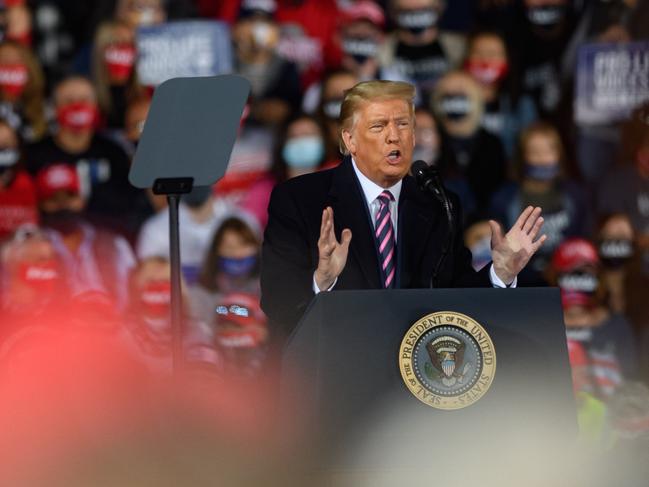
{"left": 328, "top": 158, "right": 382, "bottom": 289}
{"left": 398, "top": 175, "right": 438, "bottom": 288}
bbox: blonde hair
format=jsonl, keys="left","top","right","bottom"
{"left": 338, "top": 80, "right": 416, "bottom": 155}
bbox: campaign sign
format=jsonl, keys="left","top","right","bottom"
{"left": 136, "top": 21, "right": 233, "bottom": 86}
{"left": 575, "top": 41, "right": 649, "bottom": 125}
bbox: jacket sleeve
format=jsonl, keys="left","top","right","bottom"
{"left": 260, "top": 183, "right": 317, "bottom": 337}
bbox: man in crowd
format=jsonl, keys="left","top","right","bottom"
{"left": 261, "top": 80, "right": 546, "bottom": 333}
{"left": 24, "top": 76, "right": 138, "bottom": 237}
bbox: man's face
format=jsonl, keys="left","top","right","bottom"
{"left": 343, "top": 98, "right": 415, "bottom": 188}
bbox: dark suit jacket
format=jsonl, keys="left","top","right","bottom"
{"left": 260, "top": 158, "right": 491, "bottom": 335}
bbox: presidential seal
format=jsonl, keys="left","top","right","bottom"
{"left": 398, "top": 311, "right": 496, "bottom": 410}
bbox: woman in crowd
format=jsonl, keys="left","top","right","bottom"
{"left": 92, "top": 20, "right": 143, "bottom": 130}
{"left": 191, "top": 214, "right": 261, "bottom": 325}
{"left": 242, "top": 113, "right": 327, "bottom": 228}
{"left": 490, "top": 121, "right": 591, "bottom": 283}
{"left": 463, "top": 30, "right": 537, "bottom": 160}
{"left": 549, "top": 238, "right": 638, "bottom": 399}
{"left": 0, "top": 40, "right": 46, "bottom": 142}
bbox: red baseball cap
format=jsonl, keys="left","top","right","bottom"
{"left": 340, "top": 0, "right": 385, "bottom": 27}
{"left": 35, "top": 164, "right": 80, "bottom": 201}
{"left": 552, "top": 238, "right": 599, "bottom": 272}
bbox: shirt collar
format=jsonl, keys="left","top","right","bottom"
{"left": 351, "top": 158, "right": 402, "bottom": 207}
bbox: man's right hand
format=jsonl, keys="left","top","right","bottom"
{"left": 315, "top": 207, "right": 352, "bottom": 291}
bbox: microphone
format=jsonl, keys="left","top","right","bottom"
{"left": 411, "top": 160, "right": 456, "bottom": 288}
{"left": 411, "top": 160, "right": 452, "bottom": 211}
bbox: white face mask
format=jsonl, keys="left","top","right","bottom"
{"left": 252, "top": 21, "right": 274, "bottom": 48}
{"left": 137, "top": 7, "right": 157, "bottom": 26}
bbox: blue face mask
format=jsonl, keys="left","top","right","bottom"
{"left": 525, "top": 163, "right": 559, "bottom": 181}
{"left": 282, "top": 135, "right": 324, "bottom": 169}
{"left": 218, "top": 255, "right": 258, "bottom": 277}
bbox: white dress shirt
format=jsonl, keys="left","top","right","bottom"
{"left": 313, "top": 159, "right": 516, "bottom": 292}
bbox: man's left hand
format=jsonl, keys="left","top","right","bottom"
{"left": 489, "top": 206, "right": 546, "bottom": 285}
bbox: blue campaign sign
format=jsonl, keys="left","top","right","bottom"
{"left": 575, "top": 41, "right": 649, "bottom": 125}
{"left": 136, "top": 20, "right": 233, "bottom": 86}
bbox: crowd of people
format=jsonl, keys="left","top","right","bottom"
{"left": 0, "top": 0, "right": 648, "bottom": 453}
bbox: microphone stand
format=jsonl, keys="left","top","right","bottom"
{"left": 412, "top": 161, "right": 455, "bottom": 288}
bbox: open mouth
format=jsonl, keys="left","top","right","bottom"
{"left": 387, "top": 149, "right": 401, "bottom": 163}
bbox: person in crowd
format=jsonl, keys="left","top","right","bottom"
{"left": 412, "top": 106, "right": 440, "bottom": 165}
{"left": 490, "top": 122, "right": 592, "bottom": 285}
{"left": 0, "top": 40, "right": 47, "bottom": 142}
{"left": 0, "top": 0, "right": 32, "bottom": 47}
{"left": 212, "top": 291, "right": 270, "bottom": 378}
{"left": 431, "top": 70, "right": 506, "bottom": 221}
{"left": 34, "top": 163, "right": 136, "bottom": 310}
{"left": 463, "top": 218, "right": 492, "bottom": 272}
{"left": 598, "top": 103, "right": 649, "bottom": 333}
{"left": 378, "top": 0, "right": 466, "bottom": 101}
{"left": 596, "top": 213, "right": 635, "bottom": 316}
{"left": 463, "top": 30, "right": 537, "bottom": 159}
{"left": 337, "top": 1, "right": 386, "bottom": 82}
{"left": 136, "top": 185, "right": 234, "bottom": 286}
{"left": 114, "top": 0, "right": 167, "bottom": 32}
{"left": 92, "top": 20, "right": 143, "bottom": 130}
{"left": 0, "top": 225, "right": 66, "bottom": 323}
{"left": 300, "top": 1, "right": 394, "bottom": 114}
{"left": 24, "top": 75, "right": 138, "bottom": 237}
{"left": 508, "top": 0, "right": 578, "bottom": 120}
{"left": 232, "top": 0, "right": 302, "bottom": 126}
{"left": 242, "top": 113, "right": 327, "bottom": 227}
{"left": 191, "top": 213, "right": 262, "bottom": 324}
{"left": 122, "top": 256, "right": 217, "bottom": 374}
{"left": 490, "top": 121, "right": 590, "bottom": 284}
{"left": 316, "top": 69, "right": 359, "bottom": 163}
{"left": 0, "top": 119, "right": 38, "bottom": 240}
{"left": 222, "top": 0, "right": 343, "bottom": 89}
{"left": 548, "top": 238, "right": 637, "bottom": 399}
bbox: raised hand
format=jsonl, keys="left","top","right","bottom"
{"left": 315, "top": 207, "right": 352, "bottom": 291}
{"left": 489, "top": 206, "right": 547, "bottom": 285}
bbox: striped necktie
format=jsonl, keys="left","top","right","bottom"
{"left": 375, "top": 190, "right": 395, "bottom": 288}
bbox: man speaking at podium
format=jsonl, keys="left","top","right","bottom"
{"left": 260, "top": 80, "right": 546, "bottom": 335}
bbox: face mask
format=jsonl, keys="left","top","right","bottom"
{"left": 526, "top": 5, "right": 565, "bottom": 27}
{"left": 251, "top": 20, "right": 275, "bottom": 48}
{"left": 558, "top": 271, "right": 599, "bottom": 293}
{"left": 183, "top": 186, "right": 212, "bottom": 208}
{"left": 342, "top": 37, "right": 379, "bottom": 64}
{"left": 137, "top": 7, "right": 157, "bottom": 26}
{"left": 465, "top": 60, "right": 508, "bottom": 85}
{"left": 56, "top": 102, "right": 99, "bottom": 132}
{"left": 104, "top": 43, "right": 136, "bottom": 83}
{"left": 470, "top": 235, "right": 492, "bottom": 271}
{"left": 0, "top": 63, "right": 28, "bottom": 99}
{"left": 282, "top": 135, "right": 324, "bottom": 169}
{"left": 0, "top": 148, "right": 19, "bottom": 168}
{"left": 17, "top": 260, "right": 61, "bottom": 294}
{"left": 599, "top": 239, "right": 634, "bottom": 269}
{"left": 41, "top": 209, "right": 82, "bottom": 235}
{"left": 322, "top": 99, "right": 342, "bottom": 120}
{"left": 438, "top": 94, "right": 471, "bottom": 121}
{"left": 396, "top": 8, "right": 439, "bottom": 35}
{"left": 218, "top": 255, "right": 258, "bottom": 277}
{"left": 139, "top": 280, "right": 171, "bottom": 318}
{"left": 524, "top": 163, "right": 559, "bottom": 181}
